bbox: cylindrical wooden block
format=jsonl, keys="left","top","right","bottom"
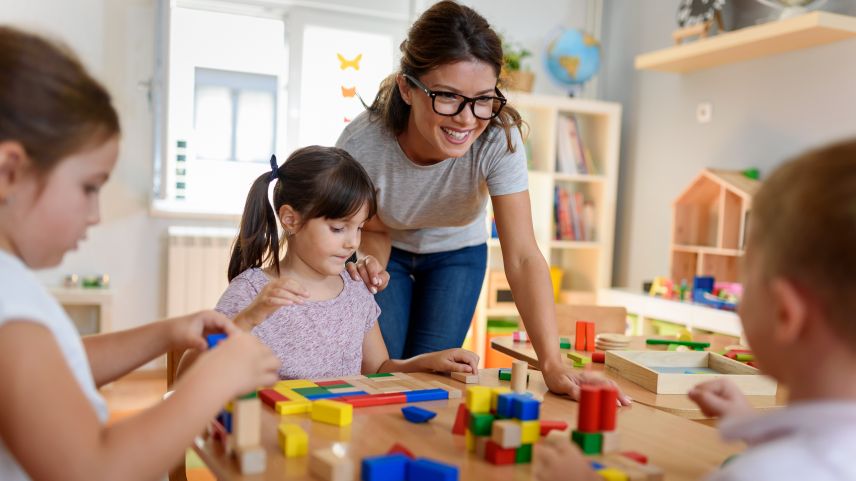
{"left": 577, "top": 385, "right": 601, "bottom": 433}
{"left": 511, "top": 360, "right": 528, "bottom": 393}
{"left": 599, "top": 386, "right": 618, "bottom": 431}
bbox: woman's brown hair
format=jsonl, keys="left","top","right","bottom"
{"left": 0, "top": 26, "right": 120, "bottom": 173}
{"left": 369, "top": 0, "right": 525, "bottom": 152}
{"left": 228, "top": 146, "right": 378, "bottom": 281}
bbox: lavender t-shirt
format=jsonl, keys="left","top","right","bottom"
{"left": 215, "top": 269, "right": 380, "bottom": 379}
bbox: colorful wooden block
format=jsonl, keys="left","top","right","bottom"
{"left": 567, "top": 352, "right": 592, "bottom": 364}
{"left": 511, "top": 360, "right": 528, "bottom": 393}
{"left": 386, "top": 443, "right": 415, "bottom": 459}
{"left": 429, "top": 381, "right": 463, "bottom": 399}
{"left": 365, "top": 372, "right": 395, "bottom": 378}
{"left": 559, "top": 337, "right": 571, "bottom": 349}
{"left": 311, "top": 400, "right": 353, "bottom": 426}
{"left": 309, "top": 445, "right": 354, "bottom": 481}
{"left": 452, "top": 403, "right": 469, "bottom": 435}
{"left": 495, "top": 393, "right": 515, "bottom": 419}
{"left": 360, "top": 453, "right": 409, "bottom": 481}
{"left": 498, "top": 368, "right": 512, "bottom": 381}
{"left": 539, "top": 420, "right": 569, "bottom": 435}
{"left": 515, "top": 443, "right": 533, "bottom": 464}
{"left": 600, "top": 386, "right": 618, "bottom": 431}
{"left": 401, "top": 406, "right": 436, "bottom": 423}
{"left": 233, "top": 397, "right": 261, "bottom": 449}
{"left": 206, "top": 333, "right": 227, "bottom": 349}
{"left": 511, "top": 395, "right": 540, "bottom": 421}
{"left": 475, "top": 436, "right": 489, "bottom": 458}
{"left": 469, "top": 412, "right": 495, "bottom": 436}
{"left": 259, "top": 389, "right": 288, "bottom": 410}
{"left": 277, "top": 423, "right": 308, "bottom": 458}
{"left": 518, "top": 420, "right": 540, "bottom": 444}
{"left": 597, "top": 467, "right": 629, "bottom": 481}
{"left": 276, "top": 379, "right": 318, "bottom": 389}
{"left": 405, "top": 389, "right": 448, "bottom": 402}
{"left": 484, "top": 440, "right": 516, "bottom": 465}
{"left": 407, "top": 458, "right": 459, "bottom": 481}
{"left": 490, "top": 420, "right": 522, "bottom": 449}
{"left": 294, "top": 386, "right": 331, "bottom": 396}
{"left": 465, "top": 429, "right": 475, "bottom": 452}
{"left": 575, "top": 321, "right": 586, "bottom": 351}
{"left": 235, "top": 445, "right": 266, "bottom": 475}
{"left": 585, "top": 322, "right": 596, "bottom": 352}
{"left": 340, "top": 393, "right": 407, "bottom": 408}
{"left": 451, "top": 371, "right": 479, "bottom": 384}
{"left": 465, "top": 386, "right": 491, "bottom": 414}
{"left": 490, "top": 386, "right": 511, "bottom": 412}
{"left": 276, "top": 399, "right": 312, "bottom": 415}
{"left": 578, "top": 385, "right": 602, "bottom": 433}
{"left": 620, "top": 451, "right": 648, "bottom": 465}
{"left": 601, "top": 431, "right": 621, "bottom": 454}
{"left": 316, "top": 380, "right": 349, "bottom": 387}
{"left": 592, "top": 352, "right": 606, "bottom": 363}
{"left": 572, "top": 430, "right": 602, "bottom": 455}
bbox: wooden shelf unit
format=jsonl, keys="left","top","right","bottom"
{"left": 470, "top": 92, "right": 622, "bottom": 367}
{"left": 670, "top": 169, "right": 760, "bottom": 284}
{"left": 635, "top": 11, "right": 856, "bottom": 73}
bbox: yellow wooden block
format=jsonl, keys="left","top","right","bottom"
{"left": 225, "top": 401, "right": 234, "bottom": 413}
{"left": 490, "top": 387, "right": 511, "bottom": 412}
{"left": 277, "top": 423, "right": 308, "bottom": 458}
{"left": 465, "top": 429, "right": 475, "bottom": 452}
{"left": 518, "top": 420, "right": 540, "bottom": 444}
{"left": 311, "top": 400, "right": 353, "bottom": 426}
{"left": 465, "top": 386, "right": 491, "bottom": 414}
{"left": 597, "top": 467, "right": 629, "bottom": 481}
{"left": 276, "top": 379, "right": 318, "bottom": 390}
{"left": 276, "top": 399, "right": 312, "bottom": 415}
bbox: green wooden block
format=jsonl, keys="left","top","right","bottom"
{"left": 499, "top": 370, "right": 512, "bottom": 381}
{"left": 559, "top": 337, "right": 571, "bottom": 349}
{"left": 366, "top": 372, "right": 394, "bottom": 378}
{"left": 572, "top": 430, "right": 602, "bottom": 455}
{"left": 321, "top": 383, "right": 353, "bottom": 389}
{"left": 292, "top": 387, "right": 329, "bottom": 396}
{"left": 469, "top": 412, "right": 495, "bottom": 436}
{"left": 238, "top": 391, "right": 258, "bottom": 399}
{"left": 515, "top": 444, "right": 533, "bottom": 463}
{"left": 735, "top": 353, "right": 755, "bottom": 362}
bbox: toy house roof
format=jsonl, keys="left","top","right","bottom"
{"left": 674, "top": 168, "right": 760, "bottom": 204}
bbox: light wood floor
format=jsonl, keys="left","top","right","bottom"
{"left": 100, "top": 369, "right": 168, "bottom": 423}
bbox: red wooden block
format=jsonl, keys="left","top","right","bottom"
{"left": 387, "top": 443, "right": 415, "bottom": 459}
{"left": 585, "top": 322, "right": 595, "bottom": 352}
{"left": 578, "top": 385, "right": 601, "bottom": 433}
{"left": 599, "top": 386, "right": 618, "bottom": 431}
{"left": 316, "top": 380, "right": 347, "bottom": 386}
{"left": 485, "top": 440, "right": 516, "bottom": 465}
{"left": 340, "top": 393, "right": 407, "bottom": 408}
{"left": 621, "top": 451, "right": 648, "bottom": 465}
{"left": 591, "top": 352, "right": 606, "bottom": 363}
{"left": 540, "top": 420, "right": 569, "bottom": 436}
{"left": 575, "top": 321, "right": 586, "bottom": 351}
{"left": 259, "top": 389, "right": 288, "bottom": 409}
{"left": 452, "top": 403, "right": 470, "bottom": 435}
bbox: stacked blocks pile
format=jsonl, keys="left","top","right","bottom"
{"left": 453, "top": 386, "right": 548, "bottom": 465}
{"left": 571, "top": 385, "right": 619, "bottom": 455}
{"left": 361, "top": 453, "right": 459, "bottom": 481}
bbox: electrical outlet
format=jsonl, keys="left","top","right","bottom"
{"left": 696, "top": 102, "right": 712, "bottom": 123}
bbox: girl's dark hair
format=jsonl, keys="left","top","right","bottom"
{"left": 369, "top": 0, "right": 525, "bottom": 151}
{"left": 0, "top": 26, "right": 120, "bottom": 173}
{"left": 228, "top": 146, "right": 378, "bottom": 281}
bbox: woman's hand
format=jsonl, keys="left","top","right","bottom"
{"left": 346, "top": 255, "right": 390, "bottom": 294}
{"left": 541, "top": 362, "right": 632, "bottom": 406}
{"left": 421, "top": 348, "right": 480, "bottom": 375}
{"left": 234, "top": 277, "right": 309, "bottom": 330}
{"left": 689, "top": 378, "right": 753, "bottom": 419}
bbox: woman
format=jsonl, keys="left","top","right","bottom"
{"left": 338, "top": 0, "right": 628, "bottom": 403}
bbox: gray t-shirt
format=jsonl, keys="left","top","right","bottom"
{"left": 336, "top": 111, "right": 529, "bottom": 254}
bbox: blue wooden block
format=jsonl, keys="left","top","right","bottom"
{"left": 361, "top": 453, "right": 409, "bottom": 481}
{"left": 405, "top": 389, "right": 449, "bottom": 403}
{"left": 326, "top": 390, "right": 367, "bottom": 399}
{"left": 401, "top": 406, "right": 437, "bottom": 423}
{"left": 590, "top": 461, "right": 604, "bottom": 470}
{"left": 496, "top": 393, "right": 515, "bottom": 418}
{"left": 303, "top": 392, "right": 338, "bottom": 400}
{"left": 407, "top": 458, "right": 459, "bottom": 481}
{"left": 206, "top": 333, "right": 227, "bottom": 349}
{"left": 512, "top": 395, "right": 540, "bottom": 421}
{"left": 217, "top": 410, "right": 232, "bottom": 433}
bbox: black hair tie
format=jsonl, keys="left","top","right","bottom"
{"left": 269, "top": 154, "right": 278, "bottom": 182}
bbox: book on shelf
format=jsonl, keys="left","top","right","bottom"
{"left": 555, "top": 114, "right": 598, "bottom": 176}
{"left": 553, "top": 186, "right": 595, "bottom": 242}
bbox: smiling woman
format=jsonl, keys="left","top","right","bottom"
{"left": 336, "top": 1, "right": 628, "bottom": 403}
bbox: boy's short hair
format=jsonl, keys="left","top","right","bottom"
{"left": 750, "top": 139, "right": 856, "bottom": 346}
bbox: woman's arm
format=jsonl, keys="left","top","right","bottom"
{"left": 360, "top": 323, "right": 478, "bottom": 374}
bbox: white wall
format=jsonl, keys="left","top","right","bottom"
{"left": 600, "top": 0, "right": 856, "bottom": 290}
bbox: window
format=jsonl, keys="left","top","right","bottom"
{"left": 153, "top": 1, "right": 406, "bottom": 217}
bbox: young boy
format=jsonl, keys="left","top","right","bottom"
{"left": 533, "top": 139, "right": 856, "bottom": 481}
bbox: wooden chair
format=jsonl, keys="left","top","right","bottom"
{"left": 167, "top": 348, "right": 189, "bottom": 481}
{"left": 554, "top": 303, "right": 628, "bottom": 337}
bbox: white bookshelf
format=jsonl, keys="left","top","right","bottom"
{"left": 470, "top": 92, "right": 622, "bottom": 366}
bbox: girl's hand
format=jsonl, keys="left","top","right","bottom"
{"left": 197, "top": 328, "right": 281, "bottom": 398}
{"left": 168, "top": 310, "right": 235, "bottom": 352}
{"left": 346, "top": 255, "right": 390, "bottom": 294}
{"left": 541, "top": 362, "right": 632, "bottom": 406}
{"left": 689, "top": 378, "right": 753, "bottom": 419}
{"left": 533, "top": 434, "right": 601, "bottom": 481}
{"left": 235, "top": 277, "right": 309, "bottom": 330}
{"left": 423, "top": 348, "right": 479, "bottom": 375}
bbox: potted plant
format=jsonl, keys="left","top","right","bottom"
{"left": 502, "top": 38, "right": 534, "bottom": 92}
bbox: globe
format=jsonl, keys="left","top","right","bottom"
{"left": 544, "top": 28, "right": 601, "bottom": 92}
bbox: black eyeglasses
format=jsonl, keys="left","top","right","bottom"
{"left": 403, "top": 73, "right": 507, "bottom": 120}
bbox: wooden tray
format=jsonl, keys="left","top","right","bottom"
{"left": 605, "top": 350, "right": 777, "bottom": 395}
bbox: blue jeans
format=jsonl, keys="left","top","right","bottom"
{"left": 375, "top": 243, "right": 487, "bottom": 359}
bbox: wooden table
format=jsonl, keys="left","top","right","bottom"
{"left": 491, "top": 336, "right": 787, "bottom": 420}
{"left": 194, "top": 370, "right": 742, "bottom": 480}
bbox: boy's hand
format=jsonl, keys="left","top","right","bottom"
{"left": 235, "top": 277, "right": 309, "bottom": 330}
{"left": 688, "top": 378, "right": 754, "bottom": 419}
{"left": 168, "top": 310, "right": 235, "bottom": 352}
{"left": 542, "top": 364, "right": 633, "bottom": 406}
{"left": 533, "top": 434, "right": 601, "bottom": 481}
{"left": 424, "top": 348, "right": 479, "bottom": 375}
{"left": 201, "top": 329, "right": 281, "bottom": 397}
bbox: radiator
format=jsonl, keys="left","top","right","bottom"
{"left": 166, "top": 226, "right": 237, "bottom": 317}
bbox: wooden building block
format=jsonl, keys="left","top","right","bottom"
{"left": 259, "top": 389, "right": 288, "bottom": 410}
{"left": 465, "top": 386, "right": 491, "bottom": 414}
{"left": 578, "top": 385, "right": 602, "bottom": 433}
{"left": 361, "top": 453, "right": 409, "bottom": 481}
{"left": 469, "top": 412, "right": 495, "bottom": 436}
{"left": 572, "top": 430, "right": 602, "bottom": 455}
{"left": 465, "top": 429, "right": 475, "bottom": 452}
{"left": 276, "top": 399, "right": 312, "bottom": 415}
{"left": 490, "top": 387, "right": 512, "bottom": 412}
{"left": 515, "top": 443, "right": 533, "bottom": 464}
{"left": 475, "top": 436, "right": 489, "bottom": 458}
{"left": 276, "top": 379, "right": 318, "bottom": 390}
{"left": 407, "top": 458, "right": 460, "bottom": 481}
{"left": 387, "top": 443, "right": 415, "bottom": 459}
{"left": 311, "top": 400, "right": 353, "bottom": 426}
{"left": 585, "top": 322, "right": 596, "bottom": 352}
{"left": 601, "top": 430, "right": 621, "bottom": 454}
{"left": 511, "top": 360, "right": 528, "bottom": 393}
{"left": 232, "top": 397, "right": 261, "bottom": 449}
{"left": 539, "top": 420, "right": 569, "bottom": 436}
{"left": 451, "top": 371, "right": 479, "bottom": 384}
{"left": 235, "top": 445, "right": 266, "bottom": 475}
{"left": 309, "top": 445, "right": 354, "bottom": 481}
{"left": 598, "top": 467, "right": 629, "bottom": 481}
{"left": 518, "top": 420, "right": 540, "bottom": 444}
{"left": 491, "top": 420, "right": 522, "bottom": 449}
{"left": 430, "top": 381, "right": 463, "bottom": 399}
{"left": 575, "top": 321, "right": 586, "bottom": 351}
{"left": 485, "top": 440, "right": 517, "bottom": 465}
{"left": 600, "top": 386, "right": 618, "bottom": 431}
{"left": 277, "top": 423, "right": 308, "bottom": 458}
{"left": 452, "top": 403, "right": 469, "bottom": 435}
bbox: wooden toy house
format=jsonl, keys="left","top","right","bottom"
{"left": 670, "top": 169, "right": 760, "bottom": 284}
